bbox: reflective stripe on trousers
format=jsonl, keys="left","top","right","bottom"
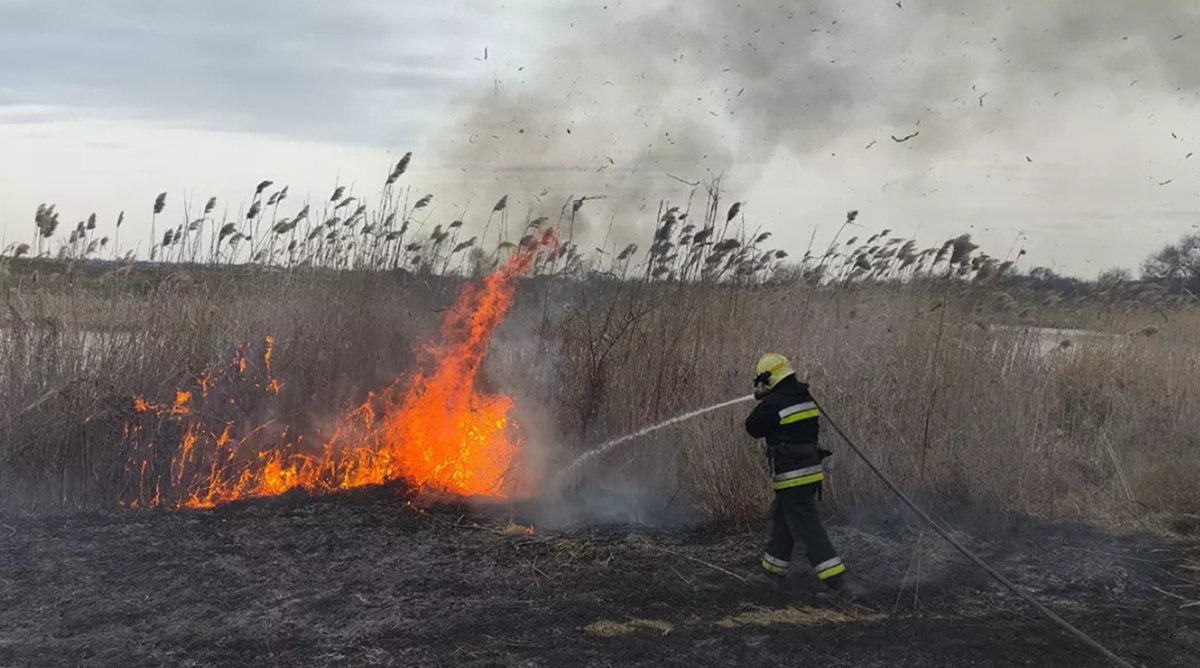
{"left": 772, "top": 464, "right": 824, "bottom": 490}
{"left": 762, "top": 553, "right": 789, "bottom": 575}
{"left": 814, "top": 556, "right": 845, "bottom": 580}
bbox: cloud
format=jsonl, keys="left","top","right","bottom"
{"left": 3, "top": 1, "right": 1199, "bottom": 276}
{"left": 0, "top": 0, "right": 535, "bottom": 144}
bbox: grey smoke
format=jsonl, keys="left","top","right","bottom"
{"left": 482, "top": 287, "right": 710, "bottom": 527}
{"left": 439, "top": 0, "right": 1200, "bottom": 251}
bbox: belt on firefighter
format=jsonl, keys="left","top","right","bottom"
{"left": 778, "top": 401, "right": 819, "bottom": 425}
{"left": 814, "top": 556, "right": 846, "bottom": 580}
{"left": 771, "top": 464, "right": 825, "bottom": 490}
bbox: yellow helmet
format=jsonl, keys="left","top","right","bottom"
{"left": 755, "top": 353, "right": 794, "bottom": 389}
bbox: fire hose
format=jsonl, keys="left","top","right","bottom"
{"left": 566, "top": 393, "right": 1137, "bottom": 662}
{"left": 810, "top": 396, "right": 1137, "bottom": 668}
{"left": 561, "top": 393, "right": 1139, "bottom": 666}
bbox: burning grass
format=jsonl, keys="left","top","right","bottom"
{"left": 116, "top": 229, "right": 556, "bottom": 509}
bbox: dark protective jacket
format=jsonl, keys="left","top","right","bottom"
{"left": 745, "top": 375, "right": 830, "bottom": 490}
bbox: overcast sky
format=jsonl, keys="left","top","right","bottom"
{"left": 2, "top": 0, "right": 1199, "bottom": 276}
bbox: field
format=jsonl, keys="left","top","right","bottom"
{"left": 4, "top": 181, "right": 1200, "bottom": 666}
{"left": 1, "top": 484, "right": 1197, "bottom": 667}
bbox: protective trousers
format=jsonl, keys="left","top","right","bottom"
{"left": 761, "top": 483, "right": 845, "bottom": 582}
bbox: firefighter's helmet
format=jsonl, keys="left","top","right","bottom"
{"left": 755, "top": 353, "right": 794, "bottom": 389}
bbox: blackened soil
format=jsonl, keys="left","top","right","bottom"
{"left": 1, "top": 485, "right": 1197, "bottom": 668}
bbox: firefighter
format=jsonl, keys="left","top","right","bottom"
{"left": 745, "top": 353, "right": 854, "bottom": 599}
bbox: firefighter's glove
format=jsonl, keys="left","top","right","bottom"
{"left": 753, "top": 371, "right": 771, "bottom": 400}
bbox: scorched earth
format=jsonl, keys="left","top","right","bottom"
{"left": 1, "top": 483, "right": 1197, "bottom": 668}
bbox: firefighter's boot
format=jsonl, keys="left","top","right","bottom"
{"left": 818, "top": 573, "right": 861, "bottom": 602}
{"left": 748, "top": 568, "right": 790, "bottom": 592}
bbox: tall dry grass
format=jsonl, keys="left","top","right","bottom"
{"left": 2, "top": 265, "right": 1198, "bottom": 527}
{"left": 538, "top": 279, "right": 1200, "bottom": 528}
{"left": 0, "top": 269, "right": 454, "bottom": 510}
{"left": 2, "top": 169, "right": 1198, "bottom": 528}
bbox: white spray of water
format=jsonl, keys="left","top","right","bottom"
{"left": 555, "top": 394, "right": 756, "bottom": 484}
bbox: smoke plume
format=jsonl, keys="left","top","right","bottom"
{"left": 435, "top": 1, "right": 1200, "bottom": 253}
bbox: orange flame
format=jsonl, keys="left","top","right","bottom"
{"left": 373, "top": 238, "right": 546, "bottom": 496}
{"left": 124, "top": 230, "right": 554, "bottom": 508}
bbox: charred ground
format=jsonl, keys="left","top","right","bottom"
{"left": 1, "top": 484, "right": 1197, "bottom": 668}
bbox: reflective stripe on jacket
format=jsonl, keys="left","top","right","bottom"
{"left": 745, "top": 375, "right": 826, "bottom": 486}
